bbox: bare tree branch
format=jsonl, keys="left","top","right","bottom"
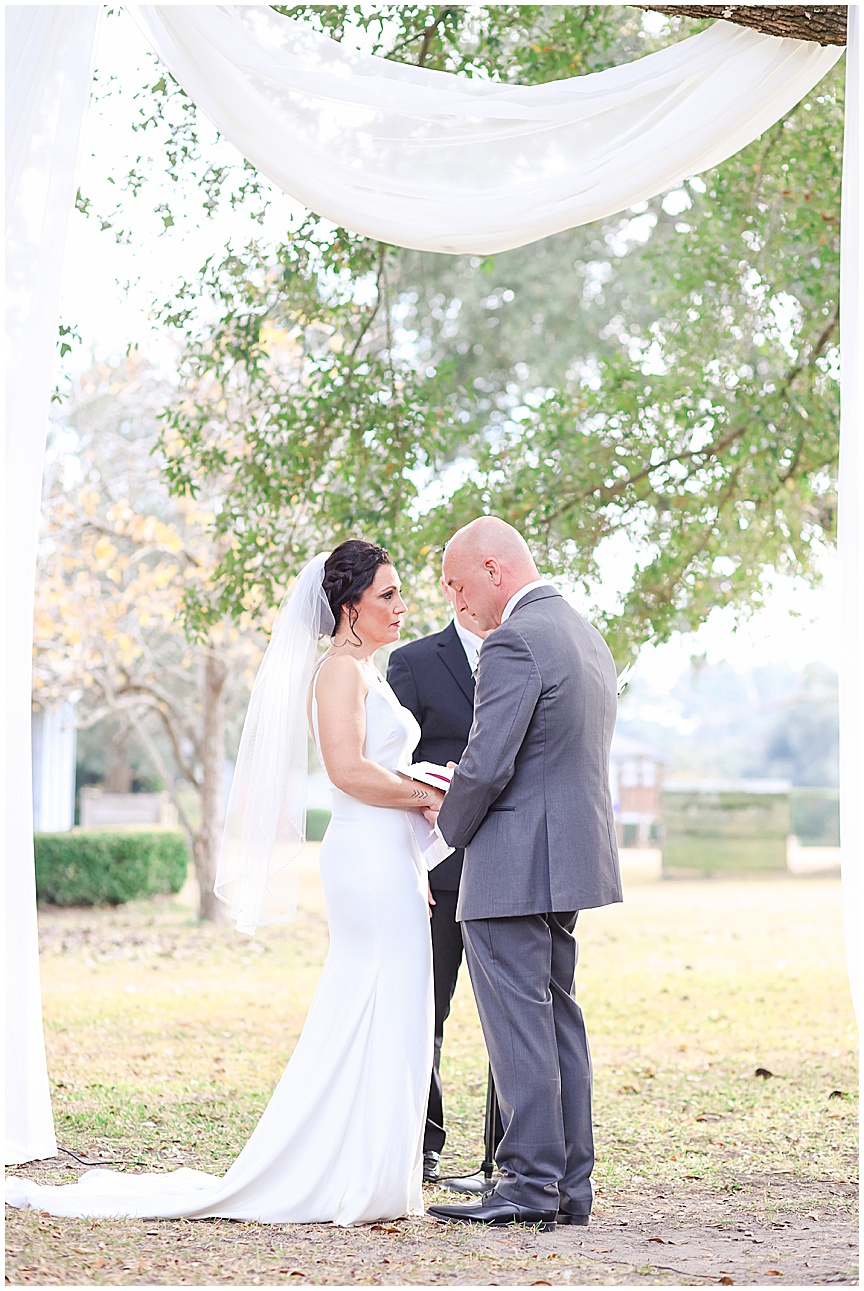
{"left": 116, "top": 683, "right": 201, "bottom": 782}
{"left": 124, "top": 708, "right": 198, "bottom": 841}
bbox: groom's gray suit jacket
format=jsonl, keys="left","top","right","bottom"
{"left": 437, "top": 587, "right": 622, "bottom": 922}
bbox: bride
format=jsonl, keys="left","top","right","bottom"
{"left": 6, "top": 540, "right": 446, "bottom": 1225}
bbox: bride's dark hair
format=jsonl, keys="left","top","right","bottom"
{"left": 323, "top": 539, "right": 392, "bottom": 640}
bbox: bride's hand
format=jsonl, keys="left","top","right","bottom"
{"left": 419, "top": 785, "right": 444, "bottom": 826}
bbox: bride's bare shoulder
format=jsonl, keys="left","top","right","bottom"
{"left": 314, "top": 653, "right": 369, "bottom": 697}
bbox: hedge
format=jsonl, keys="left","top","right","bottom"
{"left": 34, "top": 830, "right": 189, "bottom": 907}
{"left": 305, "top": 808, "right": 331, "bottom": 842}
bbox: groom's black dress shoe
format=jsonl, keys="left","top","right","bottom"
{"left": 556, "top": 1211, "right": 590, "bottom": 1226}
{"left": 427, "top": 1193, "right": 557, "bottom": 1231}
{"left": 422, "top": 1151, "right": 441, "bottom": 1182}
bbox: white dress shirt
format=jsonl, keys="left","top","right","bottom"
{"left": 453, "top": 618, "right": 484, "bottom": 673}
{"left": 500, "top": 580, "right": 551, "bottom": 623}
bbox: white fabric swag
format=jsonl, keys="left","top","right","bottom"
{"left": 5, "top": 4, "right": 101, "bottom": 1166}
{"left": 5, "top": 4, "right": 855, "bottom": 1167}
{"left": 837, "top": 6, "right": 861, "bottom": 1025}
{"left": 132, "top": 6, "right": 842, "bottom": 255}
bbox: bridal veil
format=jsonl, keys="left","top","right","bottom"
{"left": 214, "top": 552, "right": 334, "bottom": 933}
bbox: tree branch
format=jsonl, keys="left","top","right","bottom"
{"left": 537, "top": 296, "right": 839, "bottom": 538}
{"left": 116, "top": 683, "right": 201, "bottom": 783}
{"left": 347, "top": 241, "right": 389, "bottom": 361}
{"left": 124, "top": 708, "right": 198, "bottom": 842}
{"left": 635, "top": 6, "right": 846, "bottom": 46}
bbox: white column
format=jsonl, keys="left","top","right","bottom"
{"left": 5, "top": 5, "right": 99, "bottom": 1165}
{"left": 32, "top": 704, "right": 78, "bottom": 833}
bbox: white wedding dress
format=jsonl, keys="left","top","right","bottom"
{"left": 6, "top": 667, "right": 434, "bottom": 1226}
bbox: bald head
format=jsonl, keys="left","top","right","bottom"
{"left": 442, "top": 516, "right": 540, "bottom": 631}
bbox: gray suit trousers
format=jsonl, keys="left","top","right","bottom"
{"left": 461, "top": 911, "right": 594, "bottom": 1215}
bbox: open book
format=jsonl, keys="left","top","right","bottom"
{"left": 408, "top": 761, "right": 454, "bottom": 790}
{"left": 406, "top": 763, "right": 454, "bottom": 870}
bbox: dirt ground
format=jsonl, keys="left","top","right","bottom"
{"left": 5, "top": 872, "right": 858, "bottom": 1286}
{"left": 6, "top": 1165, "right": 858, "bottom": 1285}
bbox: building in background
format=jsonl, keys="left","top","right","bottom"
{"left": 610, "top": 733, "right": 665, "bottom": 850}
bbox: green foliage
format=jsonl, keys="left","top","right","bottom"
{"left": 305, "top": 808, "right": 331, "bottom": 842}
{"left": 663, "top": 789, "right": 790, "bottom": 874}
{"left": 80, "top": 8, "right": 843, "bottom": 657}
{"left": 790, "top": 787, "right": 840, "bottom": 845}
{"left": 34, "top": 831, "right": 189, "bottom": 906}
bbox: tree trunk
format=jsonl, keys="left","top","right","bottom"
{"left": 105, "top": 728, "right": 133, "bottom": 793}
{"left": 635, "top": 6, "right": 846, "bottom": 46}
{"left": 194, "top": 652, "right": 229, "bottom": 922}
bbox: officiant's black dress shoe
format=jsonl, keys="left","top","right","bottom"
{"left": 427, "top": 1192, "right": 557, "bottom": 1231}
{"left": 422, "top": 1151, "right": 441, "bottom": 1182}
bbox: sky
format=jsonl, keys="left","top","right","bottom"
{"left": 57, "top": 8, "right": 841, "bottom": 689}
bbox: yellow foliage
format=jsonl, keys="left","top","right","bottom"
{"left": 116, "top": 633, "right": 138, "bottom": 666}
{"left": 79, "top": 489, "right": 99, "bottom": 517}
{"left": 92, "top": 539, "right": 116, "bottom": 570}
{"left": 151, "top": 563, "right": 180, "bottom": 589}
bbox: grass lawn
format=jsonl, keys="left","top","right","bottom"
{"left": 5, "top": 863, "right": 858, "bottom": 1286}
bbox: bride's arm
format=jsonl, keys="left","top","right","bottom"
{"left": 314, "top": 656, "right": 445, "bottom": 812}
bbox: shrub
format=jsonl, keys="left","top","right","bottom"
{"left": 305, "top": 808, "right": 331, "bottom": 842}
{"left": 34, "top": 831, "right": 189, "bottom": 907}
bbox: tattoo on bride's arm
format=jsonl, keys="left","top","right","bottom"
{"left": 410, "top": 786, "right": 429, "bottom": 800}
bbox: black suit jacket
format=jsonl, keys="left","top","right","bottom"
{"left": 387, "top": 621, "right": 475, "bottom": 891}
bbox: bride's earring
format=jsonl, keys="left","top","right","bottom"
{"left": 344, "top": 604, "right": 363, "bottom": 648}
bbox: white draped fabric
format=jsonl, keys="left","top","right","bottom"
{"left": 4, "top": 4, "right": 854, "bottom": 1166}
{"left": 5, "top": 5, "right": 100, "bottom": 1164}
{"left": 132, "top": 6, "right": 842, "bottom": 256}
{"left": 838, "top": 6, "right": 861, "bottom": 1023}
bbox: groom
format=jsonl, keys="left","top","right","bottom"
{"left": 427, "top": 517, "right": 622, "bottom": 1231}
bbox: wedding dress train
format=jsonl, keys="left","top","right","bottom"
{"left": 6, "top": 668, "right": 434, "bottom": 1225}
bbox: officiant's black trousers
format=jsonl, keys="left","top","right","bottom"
{"left": 425, "top": 887, "right": 465, "bottom": 1154}
{"left": 461, "top": 910, "right": 594, "bottom": 1215}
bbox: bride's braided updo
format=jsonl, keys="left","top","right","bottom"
{"left": 322, "top": 539, "right": 392, "bottom": 639}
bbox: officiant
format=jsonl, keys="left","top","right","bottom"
{"left": 388, "top": 584, "right": 491, "bottom": 1183}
